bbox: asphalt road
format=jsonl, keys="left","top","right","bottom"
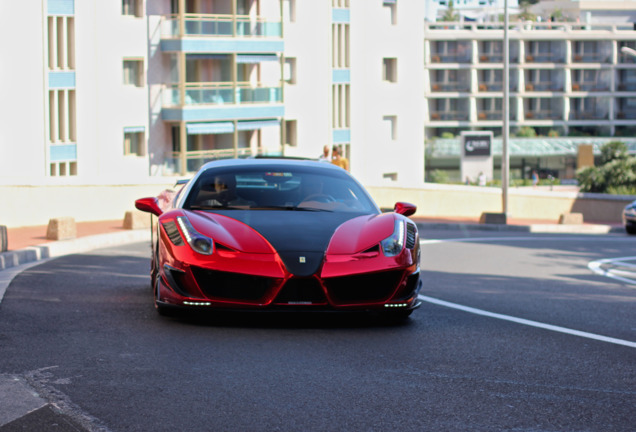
{"left": 0, "top": 231, "right": 634, "bottom": 431}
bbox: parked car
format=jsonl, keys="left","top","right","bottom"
{"left": 623, "top": 200, "right": 636, "bottom": 235}
{"left": 135, "top": 158, "right": 421, "bottom": 319}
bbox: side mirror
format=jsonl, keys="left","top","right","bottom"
{"left": 394, "top": 202, "right": 416, "bottom": 217}
{"left": 135, "top": 197, "right": 163, "bottom": 217}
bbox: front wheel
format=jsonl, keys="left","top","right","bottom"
{"left": 626, "top": 224, "right": 636, "bottom": 235}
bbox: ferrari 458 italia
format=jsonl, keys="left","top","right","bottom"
{"left": 135, "top": 158, "right": 421, "bottom": 319}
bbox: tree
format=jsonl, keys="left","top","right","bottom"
{"left": 576, "top": 141, "right": 636, "bottom": 194}
{"left": 600, "top": 140, "right": 629, "bottom": 165}
{"left": 441, "top": 0, "right": 459, "bottom": 22}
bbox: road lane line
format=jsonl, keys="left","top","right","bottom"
{"left": 418, "top": 294, "right": 636, "bottom": 349}
{"left": 588, "top": 257, "right": 636, "bottom": 286}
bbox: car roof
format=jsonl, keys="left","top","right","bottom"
{"left": 198, "top": 157, "right": 342, "bottom": 173}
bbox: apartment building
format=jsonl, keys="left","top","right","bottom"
{"left": 424, "top": 19, "right": 636, "bottom": 180}
{"left": 2, "top": 0, "right": 635, "bottom": 191}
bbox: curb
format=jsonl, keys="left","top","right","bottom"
{"left": 0, "top": 230, "right": 151, "bottom": 271}
{"left": 414, "top": 222, "right": 624, "bottom": 235}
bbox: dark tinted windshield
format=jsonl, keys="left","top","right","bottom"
{"left": 183, "top": 165, "right": 378, "bottom": 213}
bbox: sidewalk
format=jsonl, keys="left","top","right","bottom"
{"left": 0, "top": 220, "right": 151, "bottom": 271}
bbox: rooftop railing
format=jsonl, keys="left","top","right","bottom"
{"left": 161, "top": 14, "right": 282, "bottom": 38}
{"left": 425, "top": 21, "right": 635, "bottom": 33}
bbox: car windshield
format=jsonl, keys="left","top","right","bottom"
{"left": 183, "top": 165, "right": 378, "bottom": 214}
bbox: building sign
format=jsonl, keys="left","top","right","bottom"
{"left": 463, "top": 134, "right": 491, "bottom": 157}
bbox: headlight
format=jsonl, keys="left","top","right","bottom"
{"left": 176, "top": 216, "right": 214, "bottom": 255}
{"left": 381, "top": 220, "right": 405, "bottom": 257}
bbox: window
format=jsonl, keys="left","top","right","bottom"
{"left": 382, "top": 0, "right": 397, "bottom": 25}
{"left": 284, "top": 58, "right": 297, "bottom": 84}
{"left": 283, "top": 0, "right": 296, "bottom": 22}
{"left": 124, "top": 130, "right": 145, "bottom": 156}
{"left": 285, "top": 120, "right": 297, "bottom": 147}
{"left": 383, "top": 115, "right": 397, "bottom": 140}
{"left": 122, "top": 0, "right": 142, "bottom": 17}
{"left": 383, "top": 58, "right": 397, "bottom": 83}
{"left": 123, "top": 59, "right": 144, "bottom": 87}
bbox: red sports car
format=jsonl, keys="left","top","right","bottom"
{"left": 135, "top": 158, "right": 421, "bottom": 319}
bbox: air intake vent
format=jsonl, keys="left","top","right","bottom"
{"left": 406, "top": 223, "right": 417, "bottom": 249}
{"left": 162, "top": 220, "right": 184, "bottom": 246}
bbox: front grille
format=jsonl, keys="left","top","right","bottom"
{"left": 406, "top": 223, "right": 417, "bottom": 249}
{"left": 324, "top": 270, "right": 403, "bottom": 304}
{"left": 191, "top": 267, "right": 278, "bottom": 302}
{"left": 274, "top": 278, "right": 327, "bottom": 305}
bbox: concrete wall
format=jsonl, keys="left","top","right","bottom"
{"left": 367, "top": 184, "right": 634, "bottom": 224}
{"left": 1, "top": 183, "right": 174, "bottom": 228}
{"left": 1, "top": 183, "right": 632, "bottom": 228}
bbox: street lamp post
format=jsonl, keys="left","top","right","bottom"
{"left": 502, "top": 0, "right": 510, "bottom": 221}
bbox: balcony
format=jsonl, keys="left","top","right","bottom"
{"left": 524, "top": 111, "right": 561, "bottom": 120}
{"left": 478, "top": 83, "right": 503, "bottom": 92}
{"left": 161, "top": 14, "right": 282, "bottom": 38}
{"left": 525, "top": 52, "right": 565, "bottom": 64}
{"left": 569, "top": 112, "right": 608, "bottom": 121}
{"left": 571, "top": 53, "right": 610, "bottom": 63}
{"left": 616, "top": 110, "right": 636, "bottom": 120}
{"left": 477, "top": 111, "right": 503, "bottom": 121}
{"left": 571, "top": 82, "right": 610, "bottom": 92}
{"left": 163, "top": 82, "right": 282, "bottom": 107}
{"left": 617, "top": 83, "right": 636, "bottom": 92}
{"left": 525, "top": 83, "right": 563, "bottom": 92}
{"left": 430, "top": 83, "right": 470, "bottom": 92}
{"left": 430, "top": 111, "right": 469, "bottom": 121}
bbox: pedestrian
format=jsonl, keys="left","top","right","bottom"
{"left": 331, "top": 145, "right": 349, "bottom": 171}
{"left": 318, "top": 145, "right": 330, "bottom": 162}
{"left": 478, "top": 171, "right": 486, "bottom": 186}
{"left": 532, "top": 170, "right": 539, "bottom": 187}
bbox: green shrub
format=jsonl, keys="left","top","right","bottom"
{"left": 430, "top": 170, "right": 450, "bottom": 184}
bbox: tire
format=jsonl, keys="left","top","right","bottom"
{"left": 626, "top": 224, "right": 636, "bottom": 235}
{"left": 154, "top": 276, "right": 176, "bottom": 317}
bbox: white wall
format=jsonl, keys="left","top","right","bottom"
{"left": 0, "top": 2, "right": 47, "bottom": 184}
{"left": 351, "top": 1, "right": 426, "bottom": 187}
{"left": 282, "top": 1, "right": 332, "bottom": 159}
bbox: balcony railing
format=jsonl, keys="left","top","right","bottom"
{"left": 161, "top": 14, "right": 282, "bottom": 38}
{"left": 430, "top": 54, "right": 471, "bottom": 63}
{"left": 525, "top": 53, "right": 565, "bottom": 63}
{"left": 525, "top": 83, "right": 563, "bottom": 92}
{"left": 571, "top": 82, "right": 610, "bottom": 92}
{"left": 430, "top": 111, "right": 469, "bottom": 121}
{"left": 569, "top": 112, "right": 608, "bottom": 120}
{"left": 571, "top": 53, "right": 610, "bottom": 63}
{"left": 167, "top": 147, "right": 282, "bottom": 173}
{"left": 163, "top": 82, "right": 282, "bottom": 107}
{"left": 477, "top": 111, "right": 504, "bottom": 120}
{"left": 616, "top": 110, "right": 636, "bottom": 119}
{"left": 430, "top": 83, "right": 470, "bottom": 92}
{"left": 425, "top": 21, "right": 634, "bottom": 33}
{"left": 617, "top": 83, "right": 636, "bottom": 92}
{"left": 524, "top": 111, "right": 561, "bottom": 120}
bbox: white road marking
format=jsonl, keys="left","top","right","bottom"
{"left": 418, "top": 294, "right": 636, "bottom": 349}
{"left": 419, "top": 236, "right": 636, "bottom": 349}
{"left": 588, "top": 256, "right": 636, "bottom": 286}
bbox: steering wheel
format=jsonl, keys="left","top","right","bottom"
{"left": 303, "top": 193, "right": 336, "bottom": 203}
